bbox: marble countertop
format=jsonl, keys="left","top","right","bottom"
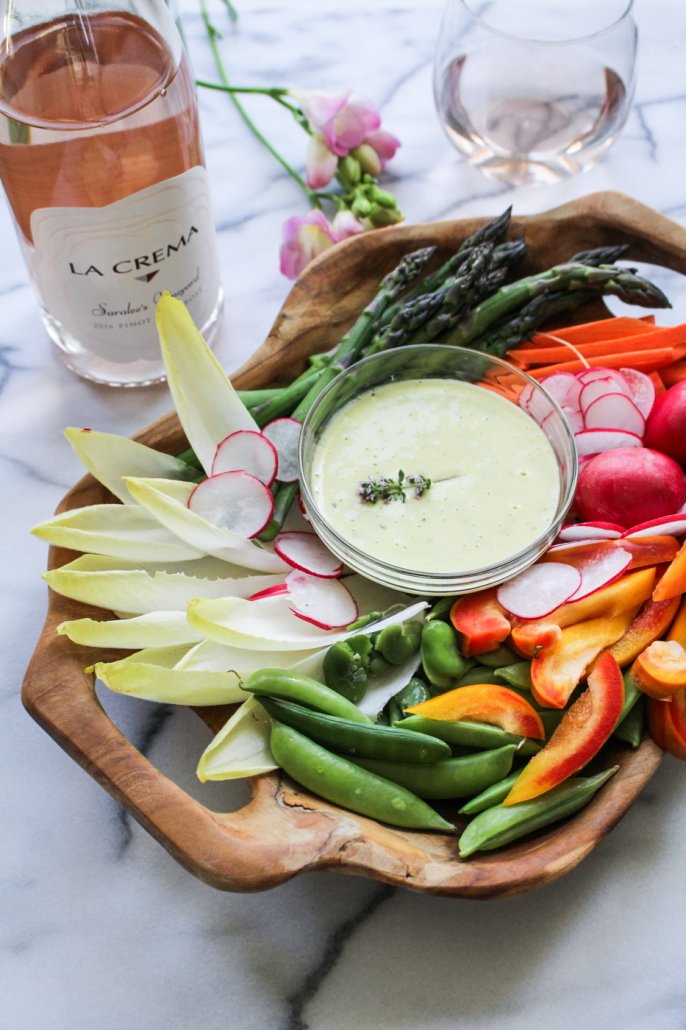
{"left": 6, "top": 2, "right": 686, "bottom": 1027}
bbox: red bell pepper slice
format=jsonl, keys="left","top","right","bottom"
{"left": 648, "top": 692, "right": 686, "bottom": 760}
{"left": 608, "top": 595, "right": 680, "bottom": 667}
{"left": 450, "top": 589, "right": 511, "bottom": 657}
{"left": 504, "top": 652, "right": 624, "bottom": 805}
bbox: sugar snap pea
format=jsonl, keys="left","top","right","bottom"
{"left": 323, "top": 636, "right": 372, "bottom": 703}
{"left": 459, "top": 770, "right": 521, "bottom": 815}
{"left": 614, "top": 696, "right": 645, "bottom": 749}
{"left": 376, "top": 620, "right": 422, "bottom": 665}
{"left": 426, "top": 597, "right": 458, "bottom": 622}
{"left": 494, "top": 662, "right": 533, "bottom": 691}
{"left": 395, "top": 715, "right": 541, "bottom": 755}
{"left": 421, "top": 619, "right": 468, "bottom": 688}
{"left": 368, "top": 647, "right": 391, "bottom": 676}
{"left": 260, "top": 697, "right": 451, "bottom": 763}
{"left": 352, "top": 744, "right": 516, "bottom": 799}
{"left": 453, "top": 665, "right": 501, "bottom": 687}
{"left": 345, "top": 611, "right": 382, "bottom": 632}
{"left": 243, "top": 668, "right": 373, "bottom": 724}
{"left": 458, "top": 766, "right": 618, "bottom": 857}
{"left": 476, "top": 645, "right": 518, "bottom": 668}
{"left": 387, "top": 677, "right": 432, "bottom": 726}
{"left": 269, "top": 720, "right": 455, "bottom": 832}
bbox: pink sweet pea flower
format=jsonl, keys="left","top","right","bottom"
{"left": 305, "top": 134, "right": 339, "bottom": 189}
{"left": 280, "top": 210, "right": 336, "bottom": 279}
{"left": 364, "top": 129, "right": 401, "bottom": 170}
{"left": 292, "top": 89, "right": 381, "bottom": 156}
{"left": 331, "top": 210, "right": 365, "bottom": 240}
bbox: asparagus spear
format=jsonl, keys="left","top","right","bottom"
{"left": 471, "top": 290, "right": 599, "bottom": 356}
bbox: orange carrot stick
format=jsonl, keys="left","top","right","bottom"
{"left": 532, "top": 315, "right": 657, "bottom": 345}
{"left": 649, "top": 371, "right": 667, "bottom": 396}
{"left": 511, "top": 324, "right": 686, "bottom": 366}
{"left": 661, "top": 362, "right": 686, "bottom": 387}
{"left": 526, "top": 347, "right": 682, "bottom": 379}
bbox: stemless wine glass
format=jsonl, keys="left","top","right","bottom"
{"left": 434, "top": 0, "right": 637, "bottom": 185}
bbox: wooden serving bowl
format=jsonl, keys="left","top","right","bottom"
{"left": 24, "top": 191, "right": 685, "bottom": 898}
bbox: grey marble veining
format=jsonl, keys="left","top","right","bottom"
{"left": 5, "top": 1, "right": 686, "bottom": 1028}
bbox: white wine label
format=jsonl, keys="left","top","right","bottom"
{"left": 29, "top": 166, "right": 221, "bottom": 360}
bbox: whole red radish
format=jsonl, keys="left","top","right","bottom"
{"left": 644, "top": 381, "right": 686, "bottom": 467}
{"left": 575, "top": 447, "right": 686, "bottom": 527}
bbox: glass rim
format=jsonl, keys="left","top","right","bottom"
{"left": 298, "top": 344, "right": 578, "bottom": 592}
{"left": 457, "top": 0, "right": 635, "bottom": 47}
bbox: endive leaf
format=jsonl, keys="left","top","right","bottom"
{"left": 64, "top": 427, "right": 197, "bottom": 504}
{"left": 53, "top": 553, "right": 251, "bottom": 579}
{"left": 156, "top": 293, "right": 258, "bottom": 473}
{"left": 44, "top": 563, "right": 286, "bottom": 614}
{"left": 197, "top": 697, "right": 276, "bottom": 781}
{"left": 58, "top": 611, "right": 205, "bottom": 649}
{"left": 32, "top": 504, "right": 203, "bottom": 561}
{"left": 176, "top": 638, "right": 317, "bottom": 673}
{"left": 188, "top": 594, "right": 428, "bottom": 651}
{"left": 126, "top": 477, "right": 288, "bottom": 573}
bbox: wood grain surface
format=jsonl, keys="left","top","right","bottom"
{"left": 23, "top": 192, "right": 681, "bottom": 896}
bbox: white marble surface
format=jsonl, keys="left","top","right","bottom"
{"left": 6, "top": 1, "right": 686, "bottom": 1027}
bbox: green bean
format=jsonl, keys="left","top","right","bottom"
{"left": 243, "top": 668, "right": 372, "bottom": 724}
{"left": 345, "top": 611, "right": 382, "bottom": 632}
{"left": 376, "top": 620, "right": 422, "bottom": 665}
{"left": 476, "top": 645, "right": 518, "bottom": 668}
{"left": 614, "top": 696, "right": 646, "bottom": 749}
{"left": 323, "top": 637, "right": 371, "bottom": 703}
{"left": 421, "top": 620, "right": 468, "bottom": 688}
{"left": 352, "top": 744, "right": 516, "bottom": 800}
{"left": 459, "top": 770, "right": 522, "bottom": 815}
{"left": 260, "top": 697, "right": 451, "bottom": 763}
{"left": 453, "top": 665, "right": 501, "bottom": 687}
{"left": 494, "top": 662, "right": 533, "bottom": 691}
{"left": 270, "top": 720, "right": 455, "bottom": 832}
{"left": 458, "top": 766, "right": 618, "bottom": 857}
{"left": 394, "top": 715, "right": 542, "bottom": 755}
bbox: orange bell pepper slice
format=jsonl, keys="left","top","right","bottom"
{"left": 653, "top": 538, "right": 686, "bottom": 602}
{"left": 631, "top": 640, "right": 686, "bottom": 699}
{"left": 510, "top": 568, "right": 656, "bottom": 658}
{"left": 608, "top": 595, "right": 681, "bottom": 667}
{"left": 647, "top": 692, "right": 686, "bottom": 760}
{"left": 450, "top": 589, "right": 511, "bottom": 657}
{"left": 504, "top": 652, "right": 624, "bottom": 805}
{"left": 667, "top": 597, "right": 686, "bottom": 646}
{"left": 406, "top": 683, "right": 544, "bottom": 739}
{"left": 531, "top": 609, "right": 636, "bottom": 709}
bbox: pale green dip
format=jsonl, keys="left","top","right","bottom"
{"left": 311, "top": 378, "right": 560, "bottom": 573}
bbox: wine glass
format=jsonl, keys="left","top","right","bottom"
{"left": 434, "top": 0, "right": 637, "bottom": 185}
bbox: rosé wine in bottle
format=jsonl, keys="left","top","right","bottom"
{"left": 0, "top": 1, "right": 222, "bottom": 385}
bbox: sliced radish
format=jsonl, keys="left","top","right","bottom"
{"left": 275, "top": 531, "right": 343, "bottom": 578}
{"left": 547, "top": 539, "right": 617, "bottom": 559}
{"left": 248, "top": 582, "right": 289, "bottom": 601}
{"left": 263, "top": 418, "right": 302, "bottom": 483}
{"left": 286, "top": 570, "right": 358, "bottom": 629}
{"left": 558, "top": 522, "right": 624, "bottom": 541}
{"left": 561, "top": 405, "right": 584, "bottom": 433}
{"left": 579, "top": 378, "right": 630, "bottom": 416}
{"left": 188, "top": 471, "right": 274, "bottom": 539}
{"left": 622, "top": 515, "right": 686, "bottom": 538}
{"left": 540, "top": 372, "right": 583, "bottom": 410}
{"left": 567, "top": 546, "right": 632, "bottom": 601}
{"left": 518, "top": 383, "right": 551, "bottom": 424}
{"left": 496, "top": 563, "right": 581, "bottom": 619}
{"left": 619, "top": 367, "right": 656, "bottom": 419}
{"left": 212, "top": 430, "right": 278, "bottom": 485}
{"left": 576, "top": 368, "right": 631, "bottom": 388}
{"left": 297, "top": 493, "right": 311, "bottom": 523}
{"left": 583, "top": 393, "right": 645, "bottom": 437}
{"left": 574, "top": 428, "right": 642, "bottom": 457}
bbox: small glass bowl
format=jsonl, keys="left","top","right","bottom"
{"left": 298, "top": 345, "right": 577, "bottom": 595}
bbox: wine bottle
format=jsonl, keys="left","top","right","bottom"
{"left": 0, "top": 0, "right": 222, "bottom": 386}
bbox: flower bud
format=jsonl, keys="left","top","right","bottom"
{"left": 368, "top": 205, "right": 404, "bottom": 228}
{"left": 337, "top": 155, "right": 361, "bottom": 189}
{"left": 351, "top": 143, "right": 382, "bottom": 177}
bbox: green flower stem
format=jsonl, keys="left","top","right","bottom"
{"left": 198, "top": 0, "right": 317, "bottom": 206}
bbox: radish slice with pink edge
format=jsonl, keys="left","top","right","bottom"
{"left": 275, "top": 531, "right": 343, "bottom": 578}
{"left": 540, "top": 372, "right": 583, "bottom": 410}
{"left": 561, "top": 405, "right": 584, "bottom": 433}
{"left": 619, "top": 367, "right": 656, "bottom": 419}
{"left": 558, "top": 522, "right": 624, "bottom": 541}
{"left": 286, "top": 570, "right": 358, "bottom": 629}
{"left": 518, "top": 383, "right": 551, "bottom": 424}
{"left": 566, "top": 546, "right": 632, "bottom": 602}
{"left": 622, "top": 515, "right": 686, "bottom": 538}
{"left": 263, "top": 418, "right": 302, "bottom": 483}
{"left": 211, "top": 430, "right": 278, "bottom": 485}
{"left": 583, "top": 392, "right": 646, "bottom": 436}
{"left": 576, "top": 368, "right": 631, "bottom": 387}
{"left": 188, "top": 471, "right": 274, "bottom": 539}
{"left": 297, "top": 493, "right": 311, "bottom": 523}
{"left": 574, "top": 428, "right": 642, "bottom": 457}
{"left": 248, "top": 582, "right": 289, "bottom": 601}
{"left": 579, "top": 378, "right": 631, "bottom": 416}
{"left": 496, "top": 562, "right": 581, "bottom": 619}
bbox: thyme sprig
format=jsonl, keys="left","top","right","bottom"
{"left": 358, "top": 470, "right": 432, "bottom": 505}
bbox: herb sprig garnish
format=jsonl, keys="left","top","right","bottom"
{"left": 359, "top": 470, "right": 432, "bottom": 504}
